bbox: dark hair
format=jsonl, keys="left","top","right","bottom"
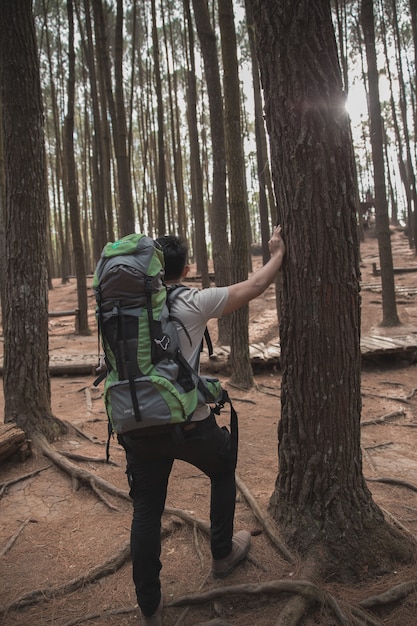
{"left": 156, "top": 235, "right": 188, "bottom": 281}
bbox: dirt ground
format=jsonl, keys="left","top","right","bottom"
{"left": 1, "top": 229, "right": 417, "bottom": 626}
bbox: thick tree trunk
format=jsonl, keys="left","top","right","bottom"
{"left": 0, "top": 0, "right": 64, "bottom": 439}
{"left": 250, "top": 0, "right": 415, "bottom": 579}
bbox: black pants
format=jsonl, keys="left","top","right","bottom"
{"left": 118, "top": 412, "right": 236, "bottom": 617}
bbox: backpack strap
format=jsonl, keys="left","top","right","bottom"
{"left": 167, "top": 283, "right": 214, "bottom": 356}
{"left": 213, "top": 389, "right": 238, "bottom": 465}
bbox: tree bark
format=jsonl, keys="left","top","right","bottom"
{"left": 219, "top": 0, "right": 253, "bottom": 388}
{"left": 361, "top": 0, "right": 400, "bottom": 326}
{"left": 250, "top": 0, "right": 414, "bottom": 579}
{"left": 184, "top": 0, "right": 210, "bottom": 287}
{"left": 151, "top": 0, "right": 167, "bottom": 236}
{"left": 64, "top": 0, "right": 90, "bottom": 335}
{"left": 0, "top": 0, "right": 64, "bottom": 439}
{"left": 244, "top": 0, "right": 275, "bottom": 265}
{"left": 191, "top": 0, "right": 231, "bottom": 343}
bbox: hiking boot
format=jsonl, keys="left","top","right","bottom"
{"left": 140, "top": 598, "right": 163, "bottom": 625}
{"left": 212, "top": 530, "right": 251, "bottom": 579}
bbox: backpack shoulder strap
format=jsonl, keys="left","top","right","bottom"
{"left": 167, "top": 284, "right": 214, "bottom": 356}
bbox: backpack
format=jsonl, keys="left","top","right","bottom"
{"left": 92, "top": 233, "right": 228, "bottom": 441}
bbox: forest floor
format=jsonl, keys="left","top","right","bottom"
{"left": 1, "top": 228, "right": 417, "bottom": 626}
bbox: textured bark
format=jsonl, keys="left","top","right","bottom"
{"left": 184, "top": 0, "right": 210, "bottom": 287}
{"left": 0, "top": 0, "right": 64, "bottom": 439}
{"left": 245, "top": 0, "right": 275, "bottom": 265}
{"left": 361, "top": 0, "right": 400, "bottom": 326}
{"left": 151, "top": 0, "right": 167, "bottom": 236}
{"left": 250, "top": 0, "right": 414, "bottom": 578}
{"left": 191, "top": 0, "right": 231, "bottom": 343}
{"left": 77, "top": 0, "right": 109, "bottom": 259}
{"left": 65, "top": 0, "right": 89, "bottom": 335}
{"left": 219, "top": 0, "right": 253, "bottom": 388}
{"left": 92, "top": 0, "right": 135, "bottom": 238}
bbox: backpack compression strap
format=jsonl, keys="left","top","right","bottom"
{"left": 213, "top": 389, "right": 238, "bottom": 466}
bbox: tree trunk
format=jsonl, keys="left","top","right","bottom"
{"left": 250, "top": 0, "right": 414, "bottom": 579}
{"left": 245, "top": 0, "right": 274, "bottom": 265}
{"left": 92, "top": 0, "right": 134, "bottom": 238}
{"left": 76, "top": 0, "right": 108, "bottom": 261}
{"left": 65, "top": 0, "right": 89, "bottom": 336}
{"left": 389, "top": 0, "right": 417, "bottom": 250}
{"left": 184, "top": 0, "right": 210, "bottom": 287}
{"left": 114, "top": 0, "right": 135, "bottom": 236}
{"left": 0, "top": 0, "right": 64, "bottom": 439}
{"left": 151, "top": 0, "right": 167, "bottom": 236}
{"left": 361, "top": 0, "right": 400, "bottom": 326}
{"left": 191, "top": 0, "right": 231, "bottom": 344}
{"left": 219, "top": 0, "right": 253, "bottom": 389}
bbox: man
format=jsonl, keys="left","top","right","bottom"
{"left": 118, "top": 226, "right": 285, "bottom": 625}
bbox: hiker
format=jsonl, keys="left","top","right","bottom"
{"left": 117, "top": 225, "right": 285, "bottom": 626}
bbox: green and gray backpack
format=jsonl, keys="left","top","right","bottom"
{"left": 93, "top": 233, "right": 226, "bottom": 440}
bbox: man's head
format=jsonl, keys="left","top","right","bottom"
{"left": 156, "top": 235, "right": 188, "bottom": 282}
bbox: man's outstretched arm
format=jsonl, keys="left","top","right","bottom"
{"left": 222, "top": 226, "right": 286, "bottom": 315}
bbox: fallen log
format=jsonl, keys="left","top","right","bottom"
{"left": 0, "top": 423, "right": 30, "bottom": 464}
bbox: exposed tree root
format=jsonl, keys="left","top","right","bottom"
{"left": 0, "top": 518, "right": 35, "bottom": 556}
{"left": 166, "top": 579, "right": 361, "bottom": 626}
{"left": 361, "top": 409, "right": 406, "bottom": 426}
{"left": 63, "top": 420, "right": 103, "bottom": 444}
{"left": 31, "top": 433, "right": 130, "bottom": 502}
{"left": 381, "top": 506, "right": 415, "bottom": 536}
{"left": 10, "top": 434, "right": 413, "bottom": 626}
{"left": 0, "top": 464, "right": 51, "bottom": 499}
{"left": 359, "top": 579, "right": 417, "bottom": 608}
{"left": 273, "top": 555, "right": 325, "bottom": 626}
{"left": 0, "top": 541, "right": 130, "bottom": 615}
{"left": 235, "top": 473, "right": 295, "bottom": 563}
{"left": 366, "top": 476, "right": 417, "bottom": 493}
{"left": 61, "top": 606, "right": 137, "bottom": 626}
{"left": 58, "top": 449, "right": 120, "bottom": 466}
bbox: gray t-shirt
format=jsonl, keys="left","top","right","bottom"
{"left": 169, "top": 285, "right": 229, "bottom": 419}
